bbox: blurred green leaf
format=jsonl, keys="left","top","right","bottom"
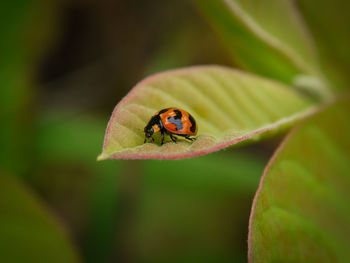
{"left": 0, "top": 0, "right": 59, "bottom": 173}
{"left": 144, "top": 152, "right": 266, "bottom": 194}
{"left": 35, "top": 111, "right": 108, "bottom": 163}
{"left": 127, "top": 151, "right": 266, "bottom": 263}
{"left": 143, "top": 20, "right": 232, "bottom": 76}
{"left": 34, "top": 110, "right": 122, "bottom": 262}
{"left": 83, "top": 160, "right": 122, "bottom": 263}
{"left": 249, "top": 98, "right": 350, "bottom": 262}
{"left": 99, "top": 66, "right": 316, "bottom": 160}
{"left": 0, "top": 172, "right": 80, "bottom": 263}
{"left": 296, "top": 0, "right": 350, "bottom": 91}
{"left": 192, "top": 0, "right": 322, "bottom": 85}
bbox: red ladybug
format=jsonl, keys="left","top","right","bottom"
{"left": 144, "top": 108, "right": 198, "bottom": 145}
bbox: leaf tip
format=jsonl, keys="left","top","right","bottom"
{"left": 97, "top": 153, "right": 108, "bottom": 161}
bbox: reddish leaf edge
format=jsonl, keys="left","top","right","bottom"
{"left": 98, "top": 108, "right": 317, "bottom": 161}
{"left": 247, "top": 98, "right": 340, "bottom": 263}
{"left": 247, "top": 125, "right": 292, "bottom": 263}
{"left": 98, "top": 65, "right": 319, "bottom": 161}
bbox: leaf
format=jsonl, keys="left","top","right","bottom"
{"left": 0, "top": 172, "right": 80, "bottom": 263}
{"left": 192, "top": 0, "right": 322, "bottom": 84}
{"left": 248, "top": 98, "right": 350, "bottom": 262}
{"left": 98, "top": 65, "right": 316, "bottom": 160}
{"left": 295, "top": 0, "right": 350, "bottom": 91}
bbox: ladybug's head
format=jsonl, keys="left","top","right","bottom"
{"left": 144, "top": 125, "right": 154, "bottom": 138}
{"left": 144, "top": 115, "right": 161, "bottom": 142}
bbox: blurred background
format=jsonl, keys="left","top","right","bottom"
{"left": 0, "top": 0, "right": 277, "bottom": 262}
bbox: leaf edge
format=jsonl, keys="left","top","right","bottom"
{"left": 98, "top": 104, "right": 318, "bottom": 161}
{"left": 247, "top": 98, "right": 341, "bottom": 262}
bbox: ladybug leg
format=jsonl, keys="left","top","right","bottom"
{"left": 151, "top": 137, "right": 154, "bottom": 143}
{"left": 161, "top": 131, "right": 165, "bottom": 145}
{"left": 144, "top": 138, "right": 147, "bottom": 143}
{"left": 185, "top": 135, "right": 196, "bottom": 141}
{"left": 170, "top": 134, "right": 177, "bottom": 143}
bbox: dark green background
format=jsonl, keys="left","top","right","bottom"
{"left": 0, "top": 0, "right": 279, "bottom": 262}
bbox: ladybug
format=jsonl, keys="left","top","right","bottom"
{"left": 144, "top": 107, "right": 198, "bottom": 145}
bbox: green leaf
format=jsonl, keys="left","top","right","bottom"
{"left": 0, "top": 172, "right": 80, "bottom": 263}
{"left": 99, "top": 66, "right": 316, "bottom": 160}
{"left": 249, "top": 98, "right": 350, "bottom": 262}
{"left": 295, "top": 0, "right": 350, "bottom": 91}
{"left": 192, "top": 0, "right": 322, "bottom": 84}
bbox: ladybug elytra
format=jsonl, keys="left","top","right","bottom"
{"left": 144, "top": 108, "right": 198, "bottom": 145}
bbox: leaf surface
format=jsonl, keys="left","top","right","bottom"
{"left": 249, "top": 98, "right": 350, "bottom": 262}
{"left": 99, "top": 66, "right": 316, "bottom": 160}
{"left": 192, "top": 0, "right": 321, "bottom": 84}
{"left": 0, "top": 172, "right": 80, "bottom": 263}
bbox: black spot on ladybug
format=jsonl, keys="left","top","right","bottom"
{"left": 189, "top": 114, "right": 196, "bottom": 133}
{"left": 174, "top": 110, "right": 182, "bottom": 119}
{"left": 158, "top": 108, "right": 170, "bottom": 114}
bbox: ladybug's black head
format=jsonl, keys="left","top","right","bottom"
{"left": 144, "top": 115, "right": 162, "bottom": 143}
{"left": 144, "top": 125, "right": 154, "bottom": 138}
